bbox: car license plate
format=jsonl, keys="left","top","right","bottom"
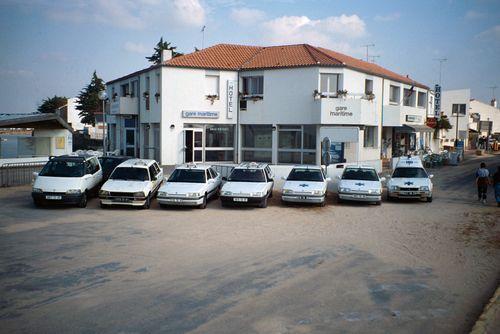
{"left": 116, "top": 197, "right": 130, "bottom": 202}
{"left": 233, "top": 198, "right": 248, "bottom": 202}
{"left": 172, "top": 199, "right": 182, "bottom": 203}
{"left": 354, "top": 194, "right": 365, "bottom": 199}
{"left": 46, "top": 195, "right": 62, "bottom": 200}
{"left": 299, "top": 196, "right": 308, "bottom": 199}
{"left": 404, "top": 192, "right": 416, "bottom": 195}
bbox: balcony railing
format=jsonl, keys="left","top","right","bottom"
{"left": 383, "top": 104, "right": 426, "bottom": 127}
{"left": 110, "top": 96, "right": 139, "bottom": 115}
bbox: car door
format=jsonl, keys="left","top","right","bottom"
{"left": 206, "top": 169, "right": 217, "bottom": 195}
{"left": 148, "top": 165, "right": 160, "bottom": 192}
{"left": 265, "top": 166, "right": 274, "bottom": 192}
{"left": 154, "top": 163, "right": 163, "bottom": 187}
{"left": 91, "top": 158, "right": 102, "bottom": 188}
{"left": 83, "top": 160, "right": 94, "bottom": 191}
{"left": 210, "top": 168, "right": 221, "bottom": 187}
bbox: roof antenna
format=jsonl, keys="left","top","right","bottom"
{"left": 369, "top": 55, "right": 380, "bottom": 63}
{"left": 361, "top": 43, "right": 375, "bottom": 62}
{"left": 201, "top": 25, "right": 206, "bottom": 49}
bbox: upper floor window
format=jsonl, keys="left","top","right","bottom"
{"left": 389, "top": 85, "right": 400, "bottom": 103}
{"left": 130, "top": 80, "right": 138, "bottom": 98}
{"left": 363, "top": 126, "right": 377, "bottom": 148}
{"left": 121, "top": 83, "right": 130, "bottom": 97}
{"left": 242, "top": 76, "right": 264, "bottom": 95}
{"left": 364, "top": 79, "right": 373, "bottom": 94}
{"left": 403, "top": 88, "right": 416, "bottom": 107}
{"left": 320, "top": 73, "right": 341, "bottom": 93}
{"left": 145, "top": 76, "right": 150, "bottom": 111}
{"left": 417, "top": 91, "right": 427, "bottom": 108}
{"left": 452, "top": 104, "right": 466, "bottom": 115}
{"left": 205, "top": 75, "right": 220, "bottom": 96}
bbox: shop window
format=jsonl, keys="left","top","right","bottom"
{"left": 320, "top": 73, "right": 341, "bottom": 93}
{"left": 205, "top": 125, "right": 234, "bottom": 162}
{"left": 242, "top": 76, "right": 263, "bottom": 96}
{"left": 452, "top": 104, "right": 466, "bottom": 115}
{"left": 363, "top": 126, "right": 377, "bottom": 148}
{"left": 365, "top": 79, "right": 373, "bottom": 94}
{"left": 205, "top": 150, "right": 234, "bottom": 162}
{"left": 277, "top": 125, "right": 317, "bottom": 164}
{"left": 403, "top": 88, "right": 416, "bottom": 107}
{"left": 205, "top": 75, "right": 219, "bottom": 96}
{"left": 389, "top": 85, "right": 400, "bottom": 103}
{"left": 417, "top": 91, "right": 427, "bottom": 108}
{"left": 241, "top": 125, "right": 272, "bottom": 162}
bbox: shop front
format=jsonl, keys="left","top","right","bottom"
{"left": 183, "top": 124, "right": 235, "bottom": 163}
{"left": 392, "top": 124, "right": 434, "bottom": 156}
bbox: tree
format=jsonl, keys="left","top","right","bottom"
{"left": 76, "top": 71, "right": 105, "bottom": 126}
{"left": 37, "top": 95, "right": 68, "bottom": 113}
{"left": 146, "top": 37, "right": 183, "bottom": 64}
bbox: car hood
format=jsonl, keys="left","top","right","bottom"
{"left": 33, "top": 176, "right": 82, "bottom": 192}
{"left": 101, "top": 180, "right": 150, "bottom": 193}
{"left": 159, "top": 182, "right": 205, "bottom": 194}
{"left": 388, "top": 178, "right": 431, "bottom": 187}
{"left": 221, "top": 182, "right": 268, "bottom": 194}
{"left": 338, "top": 179, "right": 381, "bottom": 190}
{"left": 283, "top": 181, "right": 326, "bottom": 192}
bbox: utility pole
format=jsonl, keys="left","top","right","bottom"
{"left": 201, "top": 25, "right": 206, "bottom": 49}
{"left": 488, "top": 85, "right": 497, "bottom": 100}
{"left": 434, "top": 58, "right": 447, "bottom": 85}
{"left": 362, "top": 44, "right": 375, "bottom": 62}
{"left": 369, "top": 55, "right": 380, "bottom": 63}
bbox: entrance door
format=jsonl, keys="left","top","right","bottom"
{"left": 125, "top": 128, "right": 136, "bottom": 157}
{"left": 184, "top": 129, "right": 203, "bottom": 163}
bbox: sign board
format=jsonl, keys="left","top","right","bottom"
{"left": 426, "top": 117, "right": 437, "bottom": 128}
{"left": 405, "top": 115, "right": 423, "bottom": 123}
{"left": 181, "top": 110, "right": 219, "bottom": 119}
{"left": 110, "top": 101, "right": 120, "bottom": 115}
{"left": 479, "top": 121, "right": 492, "bottom": 132}
{"left": 434, "top": 84, "right": 441, "bottom": 117}
{"left": 226, "top": 80, "right": 236, "bottom": 119}
{"left": 55, "top": 137, "right": 65, "bottom": 149}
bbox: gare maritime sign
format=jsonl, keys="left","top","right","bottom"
{"left": 182, "top": 110, "right": 219, "bottom": 119}
{"left": 330, "top": 106, "right": 353, "bottom": 117}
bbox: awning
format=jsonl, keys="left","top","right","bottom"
{"left": 394, "top": 124, "right": 434, "bottom": 133}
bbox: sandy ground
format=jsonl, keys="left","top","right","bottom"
{"left": 0, "top": 153, "right": 499, "bottom": 333}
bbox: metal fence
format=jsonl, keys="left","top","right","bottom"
{"left": 0, "top": 161, "right": 46, "bottom": 187}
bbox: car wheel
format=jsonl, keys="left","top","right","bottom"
{"left": 159, "top": 203, "right": 168, "bottom": 209}
{"left": 375, "top": 201, "right": 382, "bottom": 205}
{"left": 337, "top": 198, "right": 344, "bottom": 204}
{"left": 199, "top": 194, "right": 207, "bottom": 209}
{"left": 426, "top": 196, "right": 433, "bottom": 203}
{"left": 259, "top": 197, "right": 268, "bottom": 208}
{"left": 143, "top": 195, "right": 151, "bottom": 209}
{"left": 33, "top": 199, "right": 42, "bottom": 208}
{"left": 100, "top": 202, "right": 109, "bottom": 209}
{"left": 320, "top": 200, "right": 326, "bottom": 207}
{"left": 78, "top": 192, "right": 88, "bottom": 208}
{"left": 268, "top": 189, "right": 273, "bottom": 198}
{"left": 387, "top": 195, "right": 394, "bottom": 202}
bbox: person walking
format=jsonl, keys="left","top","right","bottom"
{"left": 476, "top": 162, "right": 490, "bottom": 204}
{"left": 493, "top": 166, "right": 500, "bottom": 207}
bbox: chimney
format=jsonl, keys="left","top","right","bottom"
{"left": 491, "top": 98, "right": 497, "bottom": 108}
{"left": 161, "top": 49, "right": 173, "bottom": 62}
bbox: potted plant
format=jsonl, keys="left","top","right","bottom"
{"left": 364, "top": 91, "right": 375, "bottom": 101}
{"left": 155, "top": 92, "right": 160, "bottom": 103}
{"left": 313, "top": 89, "right": 327, "bottom": 99}
{"left": 336, "top": 89, "right": 348, "bottom": 98}
{"left": 143, "top": 91, "right": 150, "bottom": 99}
{"left": 205, "top": 94, "right": 219, "bottom": 104}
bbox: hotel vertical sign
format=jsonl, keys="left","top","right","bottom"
{"left": 227, "top": 80, "right": 236, "bottom": 119}
{"left": 434, "top": 84, "right": 441, "bottom": 117}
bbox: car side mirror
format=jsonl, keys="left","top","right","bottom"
{"left": 281, "top": 176, "right": 286, "bottom": 180}
{"left": 32, "top": 172, "right": 39, "bottom": 179}
{"left": 222, "top": 177, "right": 227, "bottom": 181}
{"left": 429, "top": 174, "right": 434, "bottom": 179}
{"left": 380, "top": 177, "right": 386, "bottom": 182}
{"left": 325, "top": 177, "right": 332, "bottom": 182}
{"left": 335, "top": 175, "right": 341, "bottom": 180}
{"left": 208, "top": 179, "right": 214, "bottom": 183}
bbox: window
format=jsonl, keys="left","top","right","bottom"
{"left": 205, "top": 75, "right": 219, "bottom": 96}
{"left": 242, "top": 76, "right": 263, "bottom": 95}
{"left": 240, "top": 99, "right": 247, "bottom": 110}
{"left": 121, "top": 84, "right": 130, "bottom": 97}
{"left": 277, "top": 125, "right": 317, "bottom": 164}
{"left": 155, "top": 72, "right": 161, "bottom": 98}
{"left": 148, "top": 165, "right": 157, "bottom": 179}
{"left": 320, "top": 73, "right": 341, "bottom": 93}
{"left": 452, "top": 104, "right": 466, "bottom": 115}
{"left": 145, "top": 76, "right": 150, "bottom": 111}
{"left": 365, "top": 79, "right": 373, "bottom": 94}
{"left": 389, "top": 85, "right": 400, "bottom": 103}
{"left": 131, "top": 80, "right": 138, "bottom": 98}
{"left": 363, "top": 126, "right": 377, "bottom": 148}
{"left": 241, "top": 125, "right": 272, "bottom": 162}
{"left": 417, "top": 91, "right": 427, "bottom": 108}
{"left": 205, "top": 124, "right": 234, "bottom": 162}
{"left": 403, "top": 88, "right": 416, "bottom": 107}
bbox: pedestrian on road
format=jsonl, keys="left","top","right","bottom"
{"left": 475, "top": 162, "right": 490, "bottom": 204}
{"left": 493, "top": 166, "right": 500, "bottom": 207}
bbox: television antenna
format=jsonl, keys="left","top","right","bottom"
{"left": 362, "top": 44, "right": 375, "bottom": 62}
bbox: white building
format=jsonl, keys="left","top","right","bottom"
{"left": 469, "top": 98, "right": 500, "bottom": 137}
{"left": 106, "top": 44, "right": 433, "bottom": 167}
{"left": 441, "top": 89, "right": 471, "bottom": 148}
{"left": 62, "top": 98, "right": 105, "bottom": 140}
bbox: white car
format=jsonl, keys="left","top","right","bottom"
{"left": 337, "top": 165, "right": 384, "bottom": 205}
{"left": 220, "top": 162, "right": 274, "bottom": 208}
{"left": 281, "top": 165, "right": 330, "bottom": 206}
{"left": 387, "top": 156, "right": 433, "bottom": 202}
{"left": 32, "top": 154, "right": 103, "bottom": 208}
{"left": 99, "top": 159, "right": 163, "bottom": 209}
{"left": 157, "top": 164, "right": 222, "bottom": 209}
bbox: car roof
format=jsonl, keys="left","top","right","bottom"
{"left": 235, "top": 162, "right": 269, "bottom": 169}
{"left": 344, "top": 164, "right": 376, "bottom": 170}
{"left": 291, "top": 165, "right": 322, "bottom": 170}
{"left": 49, "top": 154, "right": 97, "bottom": 162}
{"left": 115, "top": 159, "right": 156, "bottom": 168}
{"left": 99, "top": 156, "right": 130, "bottom": 160}
{"left": 395, "top": 156, "right": 424, "bottom": 168}
{"left": 176, "top": 163, "right": 211, "bottom": 170}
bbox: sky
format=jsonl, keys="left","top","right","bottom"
{"left": 1, "top": 0, "right": 499, "bottom": 114}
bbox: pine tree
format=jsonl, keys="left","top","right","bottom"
{"left": 146, "top": 37, "right": 183, "bottom": 64}
{"left": 76, "top": 71, "right": 105, "bottom": 126}
{"left": 37, "top": 95, "right": 68, "bottom": 113}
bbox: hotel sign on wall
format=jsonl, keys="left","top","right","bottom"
{"left": 182, "top": 110, "right": 219, "bottom": 119}
{"left": 226, "top": 80, "right": 236, "bottom": 119}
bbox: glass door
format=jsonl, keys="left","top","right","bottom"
{"left": 184, "top": 129, "right": 204, "bottom": 163}
{"left": 125, "top": 128, "right": 136, "bottom": 157}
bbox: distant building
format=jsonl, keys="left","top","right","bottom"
{"left": 441, "top": 89, "right": 471, "bottom": 147}
{"left": 58, "top": 98, "right": 105, "bottom": 140}
{"left": 469, "top": 99, "right": 500, "bottom": 137}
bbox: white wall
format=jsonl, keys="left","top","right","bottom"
{"left": 470, "top": 99, "right": 500, "bottom": 135}
{"left": 66, "top": 98, "right": 84, "bottom": 131}
{"left": 33, "top": 129, "right": 73, "bottom": 156}
{"left": 441, "top": 89, "right": 470, "bottom": 143}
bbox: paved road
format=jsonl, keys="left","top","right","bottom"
{"left": 0, "top": 153, "right": 499, "bottom": 333}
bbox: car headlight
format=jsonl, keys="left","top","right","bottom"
{"left": 251, "top": 191, "right": 265, "bottom": 197}
{"left": 32, "top": 187, "right": 43, "bottom": 193}
{"left": 157, "top": 191, "right": 166, "bottom": 197}
{"left": 221, "top": 191, "right": 232, "bottom": 196}
{"left": 283, "top": 189, "right": 293, "bottom": 194}
{"left": 133, "top": 191, "right": 145, "bottom": 198}
{"left": 420, "top": 186, "right": 429, "bottom": 191}
{"left": 390, "top": 186, "right": 399, "bottom": 191}
{"left": 340, "top": 187, "right": 351, "bottom": 193}
{"left": 66, "top": 189, "right": 81, "bottom": 194}
{"left": 368, "top": 189, "right": 381, "bottom": 195}
{"left": 99, "top": 189, "right": 110, "bottom": 196}
{"left": 313, "top": 190, "right": 323, "bottom": 195}
{"left": 187, "top": 192, "right": 201, "bottom": 198}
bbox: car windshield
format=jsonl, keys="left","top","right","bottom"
{"left": 39, "top": 160, "right": 85, "bottom": 177}
{"left": 110, "top": 167, "right": 149, "bottom": 181}
{"left": 99, "top": 158, "right": 127, "bottom": 174}
{"left": 168, "top": 169, "right": 206, "bottom": 183}
{"left": 392, "top": 167, "right": 428, "bottom": 178}
{"left": 287, "top": 168, "right": 324, "bottom": 182}
{"left": 342, "top": 168, "right": 379, "bottom": 181}
{"left": 228, "top": 168, "right": 266, "bottom": 182}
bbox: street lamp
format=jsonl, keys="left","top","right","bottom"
{"left": 98, "top": 90, "right": 108, "bottom": 155}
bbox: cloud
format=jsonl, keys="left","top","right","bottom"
{"left": 374, "top": 13, "right": 401, "bottom": 22}
{"left": 123, "top": 41, "right": 149, "bottom": 54}
{"left": 260, "top": 14, "right": 366, "bottom": 52}
{"left": 475, "top": 25, "right": 500, "bottom": 41}
{"left": 39, "top": 52, "right": 69, "bottom": 62}
{"left": 0, "top": 69, "right": 35, "bottom": 77}
{"left": 168, "top": 0, "right": 206, "bottom": 27}
{"left": 230, "top": 8, "right": 266, "bottom": 25}
{"left": 465, "top": 10, "right": 486, "bottom": 20}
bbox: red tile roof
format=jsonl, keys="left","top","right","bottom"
{"left": 164, "top": 43, "right": 428, "bottom": 89}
